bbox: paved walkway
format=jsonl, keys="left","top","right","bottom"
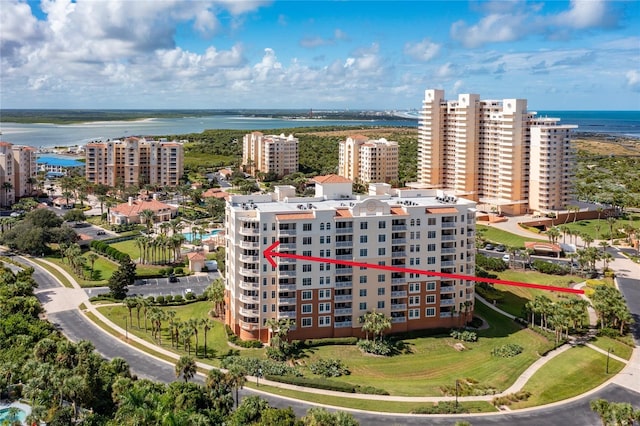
{"left": 24, "top": 251, "right": 640, "bottom": 405}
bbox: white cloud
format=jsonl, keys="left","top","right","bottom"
{"left": 300, "top": 29, "right": 350, "bottom": 48}
{"left": 555, "top": 0, "right": 615, "bottom": 29}
{"left": 626, "top": 70, "right": 640, "bottom": 91}
{"left": 403, "top": 38, "right": 441, "bottom": 62}
{"left": 451, "top": 13, "right": 529, "bottom": 48}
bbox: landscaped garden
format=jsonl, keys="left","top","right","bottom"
{"left": 477, "top": 224, "right": 546, "bottom": 248}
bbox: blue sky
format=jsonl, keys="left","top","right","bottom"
{"left": 1, "top": 0, "right": 639, "bottom": 110}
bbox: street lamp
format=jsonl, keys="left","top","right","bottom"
{"left": 455, "top": 379, "right": 460, "bottom": 410}
{"left": 124, "top": 316, "right": 128, "bottom": 340}
{"left": 606, "top": 348, "right": 614, "bottom": 374}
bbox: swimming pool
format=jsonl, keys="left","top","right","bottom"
{"left": 183, "top": 229, "right": 221, "bottom": 242}
{"left": 0, "top": 406, "right": 27, "bottom": 424}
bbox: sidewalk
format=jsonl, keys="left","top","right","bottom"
{"left": 32, "top": 253, "right": 640, "bottom": 404}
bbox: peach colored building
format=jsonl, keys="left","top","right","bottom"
{"left": 225, "top": 174, "right": 476, "bottom": 342}
{"left": 242, "top": 132, "right": 298, "bottom": 178}
{"left": 417, "top": 89, "right": 577, "bottom": 215}
{"left": 338, "top": 136, "right": 398, "bottom": 184}
{"left": 109, "top": 197, "right": 178, "bottom": 225}
{"left": 0, "top": 142, "right": 37, "bottom": 206}
{"left": 85, "top": 137, "right": 184, "bottom": 188}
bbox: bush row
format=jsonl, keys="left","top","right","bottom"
{"left": 440, "top": 378, "right": 498, "bottom": 397}
{"left": 264, "top": 375, "right": 357, "bottom": 394}
{"left": 357, "top": 339, "right": 394, "bottom": 356}
{"left": 531, "top": 259, "right": 567, "bottom": 275}
{"left": 476, "top": 253, "right": 508, "bottom": 272}
{"left": 90, "top": 240, "right": 130, "bottom": 263}
{"left": 492, "top": 391, "right": 531, "bottom": 407}
{"left": 450, "top": 330, "right": 478, "bottom": 342}
{"left": 309, "top": 358, "right": 350, "bottom": 377}
{"left": 221, "top": 355, "right": 299, "bottom": 377}
{"left": 303, "top": 337, "right": 358, "bottom": 347}
{"left": 491, "top": 344, "right": 523, "bottom": 358}
{"left": 411, "top": 401, "right": 467, "bottom": 414}
{"left": 224, "top": 325, "right": 264, "bottom": 349}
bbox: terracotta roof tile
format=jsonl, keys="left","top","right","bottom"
{"left": 390, "top": 207, "right": 408, "bottom": 216}
{"left": 425, "top": 207, "right": 459, "bottom": 214}
{"left": 335, "top": 209, "right": 353, "bottom": 218}
{"left": 187, "top": 252, "right": 206, "bottom": 261}
{"left": 275, "top": 213, "right": 315, "bottom": 220}
{"left": 111, "top": 199, "right": 175, "bottom": 217}
{"left": 313, "top": 174, "right": 352, "bottom": 184}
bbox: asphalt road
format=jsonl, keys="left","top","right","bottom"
{"left": 616, "top": 276, "right": 640, "bottom": 345}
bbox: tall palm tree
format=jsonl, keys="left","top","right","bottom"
{"left": 201, "top": 318, "right": 215, "bottom": 358}
{"left": 2, "top": 181, "right": 13, "bottom": 206}
{"left": 87, "top": 252, "right": 98, "bottom": 280}
{"left": 606, "top": 217, "right": 617, "bottom": 245}
{"left": 174, "top": 356, "right": 197, "bottom": 383}
{"left": 140, "top": 209, "right": 155, "bottom": 234}
{"left": 227, "top": 366, "right": 246, "bottom": 408}
{"left": 188, "top": 318, "right": 200, "bottom": 357}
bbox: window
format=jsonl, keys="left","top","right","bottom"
{"left": 271, "top": 304, "right": 276, "bottom": 312}
{"left": 302, "top": 304, "right": 312, "bottom": 313}
{"left": 416, "top": 231, "right": 421, "bottom": 239}
{"left": 271, "top": 291, "right": 276, "bottom": 298}
{"left": 427, "top": 244, "right": 436, "bottom": 251}
{"left": 428, "top": 231, "right": 436, "bottom": 238}
{"left": 359, "top": 276, "right": 368, "bottom": 284}
{"left": 319, "top": 250, "right": 324, "bottom": 257}
{"left": 427, "top": 281, "right": 436, "bottom": 291}
{"left": 319, "top": 223, "right": 325, "bottom": 231}
{"left": 378, "top": 220, "right": 386, "bottom": 229}
{"left": 325, "top": 276, "right": 330, "bottom": 285}
{"left": 409, "top": 309, "right": 420, "bottom": 319}
{"left": 302, "top": 278, "right": 312, "bottom": 286}
{"left": 319, "top": 289, "right": 331, "bottom": 299}
{"left": 377, "top": 274, "right": 386, "bottom": 282}
{"left": 360, "top": 222, "right": 368, "bottom": 230}
{"left": 319, "top": 303, "right": 331, "bottom": 313}
{"left": 319, "top": 277, "right": 324, "bottom": 285}
{"left": 378, "top": 234, "right": 386, "bottom": 242}
{"left": 428, "top": 218, "right": 436, "bottom": 226}
{"left": 360, "top": 235, "right": 368, "bottom": 243}
{"left": 303, "top": 223, "right": 312, "bottom": 231}
{"left": 409, "top": 282, "right": 420, "bottom": 293}
{"left": 416, "top": 219, "right": 421, "bottom": 226}
{"left": 378, "top": 247, "right": 386, "bottom": 256}
{"left": 410, "top": 219, "right": 415, "bottom": 226}
{"left": 303, "top": 237, "right": 312, "bottom": 245}
{"left": 359, "top": 302, "right": 367, "bottom": 310}
{"left": 302, "top": 290, "right": 312, "bottom": 300}
{"left": 303, "top": 250, "right": 311, "bottom": 256}
{"left": 377, "top": 287, "right": 385, "bottom": 295}
{"left": 319, "top": 316, "right": 331, "bottom": 327}
{"left": 326, "top": 236, "right": 331, "bottom": 244}
{"left": 320, "top": 236, "right": 325, "bottom": 244}
{"left": 325, "top": 222, "right": 331, "bottom": 230}
{"left": 427, "top": 257, "right": 436, "bottom": 265}
{"left": 319, "top": 264, "right": 324, "bottom": 271}
{"left": 360, "top": 248, "right": 368, "bottom": 256}
{"left": 426, "top": 307, "right": 436, "bottom": 317}
{"left": 409, "top": 296, "right": 420, "bottom": 306}
{"left": 426, "top": 295, "right": 435, "bottom": 304}
{"left": 301, "top": 318, "right": 312, "bottom": 327}
{"left": 302, "top": 264, "right": 312, "bottom": 272}
{"left": 359, "top": 289, "right": 367, "bottom": 297}
{"left": 325, "top": 250, "right": 331, "bottom": 257}
{"left": 377, "top": 301, "right": 385, "bottom": 309}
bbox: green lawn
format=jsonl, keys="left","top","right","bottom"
{"left": 485, "top": 270, "right": 585, "bottom": 318}
{"left": 588, "top": 335, "right": 634, "bottom": 360}
{"left": 111, "top": 239, "right": 177, "bottom": 266}
{"left": 477, "top": 224, "right": 546, "bottom": 248}
{"left": 46, "top": 253, "right": 118, "bottom": 287}
{"left": 562, "top": 215, "right": 640, "bottom": 240}
{"left": 513, "top": 345, "right": 625, "bottom": 408}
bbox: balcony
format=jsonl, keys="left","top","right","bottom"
{"left": 239, "top": 307, "right": 259, "bottom": 317}
{"left": 391, "top": 303, "right": 407, "bottom": 311}
{"left": 440, "top": 286, "right": 456, "bottom": 294}
{"left": 278, "top": 311, "right": 297, "bottom": 319}
{"left": 239, "top": 281, "right": 259, "bottom": 290}
{"left": 278, "top": 269, "right": 297, "bottom": 277}
{"left": 278, "top": 243, "right": 296, "bottom": 250}
{"left": 391, "top": 277, "right": 406, "bottom": 284}
{"left": 441, "top": 261, "right": 455, "bottom": 267}
{"left": 240, "top": 241, "right": 259, "bottom": 249}
{"left": 335, "top": 308, "right": 353, "bottom": 315}
{"left": 239, "top": 268, "right": 259, "bottom": 277}
{"left": 278, "top": 283, "right": 296, "bottom": 291}
{"left": 440, "top": 299, "right": 455, "bottom": 306}
{"left": 442, "top": 222, "right": 456, "bottom": 228}
{"left": 279, "top": 257, "right": 297, "bottom": 264}
{"left": 441, "top": 235, "right": 456, "bottom": 241}
{"left": 440, "top": 311, "right": 453, "bottom": 318}
{"left": 335, "top": 267, "right": 353, "bottom": 275}
{"left": 335, "top": 294, "right": 353, "bottom": 302}
{"left": 336, "top": 227, "right": 354, "bottom": 234}
{"left": 278, "top": 229, "right": 297, "bottom": 236}
{"left": 391, "top": 251, "right": 407, "bottom": 258}
{"left": 391, "top": 238, "right": 407, "bottom": 244}
{"left": 239, "top": 294, "right": 259, "bottom": 304}
{"left": 239, "top": 227, "right": 259, "bottom": 236}
{"left": 391, "top": 316, "right": 407, "bottom": 323}
{"left": 239, "top": 254, "right": 259, "bottom": 263}
{"left": 279, "top": 297, "right": 296, "bottom": 305}
{"left": 335, "top": 281, "right": 353, "bottom": 288}
{"left": 392, "top": 225, "right": 407, "bottom": 231}
{"left": 336, "top": 254, "right": 353, "bottom": 261}
{"left": 335, "top": 321, "right": 353, "bottom": 328}
{"left": 391, "top": 290, "right": 407, "bottom": 297}
{"left": 441, "top": 248, "right": 456, "bottom": 254}
{"left": 239, "top": 320, "right": 259, "bottom": 331}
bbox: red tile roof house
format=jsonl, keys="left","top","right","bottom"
{"left": 109, "top": 197, "right": 178, "bottom": 226}
{"left": 202, "top": 187, "right": 230, "bottom": 201}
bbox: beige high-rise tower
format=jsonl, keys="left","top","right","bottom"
{"left": 417, "top": 89, "right": 576, "bottom": 214}
{"left": 0, "top": 142, "right": 37, "bottom": 206}
{"left": 243, "top": 132, "right": 299, "bottom": 179}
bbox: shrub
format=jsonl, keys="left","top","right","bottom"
{"left": 491, "top": 344, "right": 523, "bottom": 358}
{"left": 411, "top": 402, "right": 466, "bottom": 414}
{"left": 304, "top": 337, "right": 358, "bottom": 347}
{"left": 476, "top": 254, "right": 508, "bottom": 272}
{"left": 440, "top": 379, "right": 498, "bottom": 397}
{"left": 586, "top": 279, "right": 607, "bottom": 288}
{"left": 146, "top": 296, "right": 155, "bottom": 304}
{"left": 309, "top": 358, "right": 350, "bottom": 377}
{"left": 185, "top": 292, "right": 196, "bottom": 301}
{"left": 450, "top": 330, "right": 478, "bottom": 342}
{"left": 221, "top": 356, "right": 299, "bottom": 377}
{"left": 225, "top": 325, "right": 264, "bottom": 348}
{"left": 492, "top": 391, "right": 531, "bottom": 407}
{"left": 172, "top": 294, "right": 184, "bottom": 303}
{"left": 355, "top": 385, "right": 389, "bottom": 395}
{"left": 264, "top": 375, "right": 356, "bottom": 393}
{"left": 357, "top": 339, "right": 393, "bottom": 356}
{"left": 173, "top": 267, "right": 184, "bottom": 275}
{"left": 155, "top": 295, "right": 166, "bottom": 305}
{"left": 531, "top": 260, "right": 567, "bottom": 275}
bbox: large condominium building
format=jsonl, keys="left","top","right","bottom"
{"left": 417, "top": 89, "right": 577, "bottom": 214}
{"left": 225, "top": 174, "right": 476, "bottom": 342}
{"left": 338, "top": 136, "right": 399, "bottom": 184}
{"left": 0, "top": 142, "right": 37, "bottom": 206}
{"left": 85, "top": 137, "right": 184, "bottom": 187}
{"left": 242, "top": 132, "right": 299, "bottom": 179}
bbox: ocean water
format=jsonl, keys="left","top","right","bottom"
{"left": 0, "top": 110, "right": 638, "bottom": 148}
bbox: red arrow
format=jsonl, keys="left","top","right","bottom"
{"left": 263, "top": 241, "right": 584, "bottom": 295}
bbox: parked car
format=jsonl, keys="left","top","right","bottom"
{"left": 502, "top": 254, "right": 510, "bottom": 262}
{"left": 496, "top": 245, "right": 506, "bottom": 252}
{"left": 484, "top": 243, "right": 494, "bottom": 250}
{"left": 169, "top": 274, "right": 179, "bottom": 283}
{"left": 97, "top": 230, "right": 106, "bottom": 235}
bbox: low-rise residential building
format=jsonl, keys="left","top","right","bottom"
{"left": 109, "top": 197, "right": 178, "bottom": 225}
{"left": 225, "top": 174, "right": 476, "bottom": 342}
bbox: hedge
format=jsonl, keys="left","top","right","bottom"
{"left": 264, "top": 375, "right": 357, "bottom": 393}
{"left": 90, "top": 240, "right": 130, "bottom": 263}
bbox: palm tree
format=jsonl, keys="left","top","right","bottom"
{"left": 174, "top": 356, "right": 197, "bottom": 383}
{"left": 87, "top": 252, "right": 98, "bottom": 280}
{"left": 206, "top": 278, "right": 225, "bottom": 317}
{"left": 124, "top": 298, "right": 138, "bottom": 326}
{"left": 361, "top": 310, "right": 392, "bottom": 342}
{"left": 546, "top": 226, "right": 560, "bottom": 244}
{"left": 227, "top": 365, "right": 246, "bottom": 408}
{"left": 188, "top": 318, "right": 200, "bottom": 357}
{"left": 2, "top": 181, "right": 13, "bottom": 206}
{"left": 606, "top": 216, "right": 617, "bottom": 245}
{"left": 201, "top": 318, "right": 215, "bottom": 358}
{"left": 140, "top": 209, "right": 155, "bottom": 234}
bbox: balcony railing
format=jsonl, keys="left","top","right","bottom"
{"left": 278, "top": 229, "right": 297, "bottom": 236}
{"left": 335, "top": 308, "right": 352, "bottom": 315}
{"left": 440, "top": 286, "right": 456, "bottom": 294}
{"left": 239, "top": 281, "right": 259, "bottom": 290}
{"left": 440, "top": 299, "right": 455, "bottom": 306}
{"left": 239, "top": 320, "right": 259, "bottom": 331}
{"left": 441, "top": 261, "right": 455, "bottom": 267}
{"left": 239, "top": 227, "right": 259, "bottom": 236}
{"left": 391, "top": 304, "right": 407, "bottom": 311}
{"left": 391, "top": 290, "right": 407, "bottom": 298}
{"left": 239, "top": 307, "right": 259, "bottom": 317}
{"left": 336, "top": 255, "right": 353, "bottom": 261}
{"left": 278, "top": 243, "right": 296, "bottom": 250}
{"left": 239, "top": 268, "right": 259, "bottom": 277}
{"left": 391, "top": 277, "right": 406, "bottom": 284}
{"left": 278, "top": 311, "right": 296, "bottom": 319}
{"left": 335, "top": 227, "right": 354, "bottom": 234}
{"left": 441, "top": 235, "right": 456, "bottom": 241}
{"left": 335, "top": 267, "right": 353, "bottom": 275}
{"left": 278, "top": 283, "right": 296, "bottom": 291}
{"left": 391, "top": 238, "right": 407, "bottom": 244}
{"left": 279, "top": 297, "right": 296, "bottom": 305}
{"left": 442, "top": 222, "right": 456, "bottom": 228}
{"left": 239, "top": 294, "right": 259, "bottom": 304}
{"left": 392, "top": 225, "right": 407, "bottom": 231}
{"left": 391, "top": 316, "right": 407, "bottom": 323}
{"left": 239, "top": 254, "right": 259, "bottom": 263}
{"left": 334, "top": 321, "right": 353, "bottom": 328}
{"left": 240, "top": 241, "right": 259, "bottom": 249}
{"left": 335, "top": 281, "right": 353, "bottom": 288}
{"left": 335, "top": 241, "right": 353, "bottom": 248}
{"left": 335, "top": 295, "right": 352, "bottom": 302}
{"left": 278, "top": 270, "right": 297, "bottom": 277}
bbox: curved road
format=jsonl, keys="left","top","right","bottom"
{"left": 23, "top": 256, "right": 640, "bottom": 425}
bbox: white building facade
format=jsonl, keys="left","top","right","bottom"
{"left": 225, "top": 174, "right": 476, "bottom": 342}
{"left": 338, "top": 136, "right": 399, "bottom": 184}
